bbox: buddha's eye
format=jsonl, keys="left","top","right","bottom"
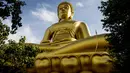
{"left": 64, "top": 6, "right": 68, "bottom": 9}
{"left": 60, "top": 8, "right": 62, "bottom": 10}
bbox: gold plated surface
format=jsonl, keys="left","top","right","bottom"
{"left": 35, "top": 52, "right": 112, "bottom": 73}
{"left": 40, "top": 1, "right": 90, "bottom": 45}
{"left": 32, "top": 1, "right": 113, "bottom": 73}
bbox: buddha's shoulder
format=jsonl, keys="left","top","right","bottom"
{"left": 52, "top": 20, "right": 84, "bottom": 25}
{"left": 47, "top": 20, "right": 86, "bottom": 29}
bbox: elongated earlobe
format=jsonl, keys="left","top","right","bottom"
{"left": 70, "top": 12, "right": 74, "bottom": 19}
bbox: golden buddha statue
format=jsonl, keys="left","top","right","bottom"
{"left": 39, "top": 1, "right": 90, "bottom": 52}
{"left": 33, "top": 1, "right": 113, "bottom": 73}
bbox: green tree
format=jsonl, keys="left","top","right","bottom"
{"left": 0, "top": 37, "right": 39, "bottom": 73}
{"left": 99, "top": 0, "right": 130, "bottom": 73}
{"left": 0, "top": 20, "right": 10, "bottom": 45}
{"left": 0, "top": 0, "right": 40, "bottom": 73}
{"left": 0, "top": 0, "right": 25, "bottom": 33}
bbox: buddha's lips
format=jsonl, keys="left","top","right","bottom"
{"left": 61, "top": 10, "right": 67, "bottom": 13}
{"left": 62, "top": 11, "right": 65, "bottom": 13}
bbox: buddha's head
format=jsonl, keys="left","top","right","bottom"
{"left": 58, "top": 2, "right": 74, "bottom": 21}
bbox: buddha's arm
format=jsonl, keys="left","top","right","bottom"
{"left": 76, "top": 22, "right": 90, "bottom": 39}
{"left": 40, "top": 28, "right": 52, "bottom": 44}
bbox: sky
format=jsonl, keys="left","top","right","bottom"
{"left": 3, "top": 0, "right": 107, "bottom": 44}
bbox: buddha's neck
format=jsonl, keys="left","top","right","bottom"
{"left": 59, "top": 18, "right": 72, "bottom": 22}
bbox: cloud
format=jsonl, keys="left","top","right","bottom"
{"left": 76, "top": 2, "right": 84, "bottom": 7}
{"left": 37, "top": 2, "right": 51, "bottom": 8}
{"left": 8, "top": 25, "right": 40, "bottom": 43}
{"left": 3, "top": 19, "right": 40, "bottom": 43}
{"left": 31, "top": 3, "right": 58, "bottom": 23}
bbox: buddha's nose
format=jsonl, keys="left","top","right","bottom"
{"left": 61, "top": 9, "right": 65, "bottom": 12}
{"left": 62, "top": 7, "right": 66, "bottom": 10}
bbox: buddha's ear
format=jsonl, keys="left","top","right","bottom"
{"left": 70, "top": 12, "right": 74, "bottom": 19}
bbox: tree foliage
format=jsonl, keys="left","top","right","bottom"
{"left": 0, "top": 0, "right": 25, "bottom": 33}
{"left": 0, "top": 37, "right": 40, "bottom": 73}
{"left": 99, "top": 0, "right": 130, "bottom": 73}
{"left": 0, "top": 0, "right": 40, "bottom": 73}
{"left": 0, "top": 20, "right": 10, "bottom": 45}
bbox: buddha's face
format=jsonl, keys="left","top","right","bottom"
{"left": 58, "top": 3, "right": 72, "bottom": 20}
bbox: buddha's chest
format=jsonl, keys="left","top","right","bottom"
{"left": 50, "top": 22, "right": 78, "bottom": 34}
{"left": 50, "top": 21, "right": 79, "bottom": 40}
